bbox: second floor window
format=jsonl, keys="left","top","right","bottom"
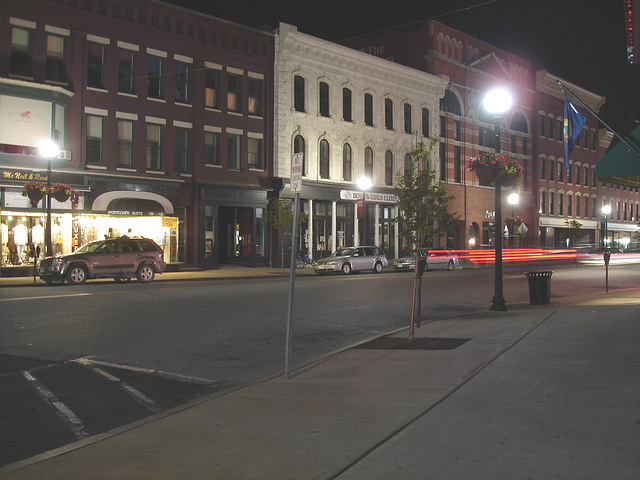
{"left": 319, "top": 139, "right": 330, "bottom": 179}
{"left": 204, "top": 131, "right": 220, "bottom": 166}
{"left": 117, "top": 119, "right": 134, "bottom": 168}
{"left": 46, "top": 34, "right": 66, "bottom": 83}
{"left": 248, "top": 137, "right": 262, "bottom": 169}
{"left": 227, "top": 133, "right": 241, "bottom": 170}
{"left": 294, "top": 135, "right": 306, "bottom": 176}
{"left": 11, "top": 27, "right": 32, "bottom": 78}
{"left": 385, "top": 150, "right": 393, "bottom": 186}
{"left": 147, "top": 124, "right": 162, "bottom": 171}
{"left": 174, "top": 127, "right": 190, "bottom": 173}
{"left": 86, "top": 115, "right": 104, "bottom": 165}
{"left": 365, "top": 147, "right": 374, "bottom": 179}
{"left": 343, "top": 143, "right": 352, "bottom": 181}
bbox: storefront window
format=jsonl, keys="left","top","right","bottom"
{"left": 255, "top": 207, "right": 265, "bottom": 257}
{"left": 336, "top": 202, "right": 353, "bottom": 250}
{"left": 204, "top": 205, "right": 214, "bottom": 259}
{"left": 314, "top": 201, "right": 332, "bottom": 258}
{"left": 78, "top": 214, "right": 178, "bottom": 263}
{"left": 380, "top": 206, "right": 395, "bottom": 254}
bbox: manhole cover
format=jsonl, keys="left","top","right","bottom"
{"left": 355, "top": 337, "right": 471, "bottom": 350}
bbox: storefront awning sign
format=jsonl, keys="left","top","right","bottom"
{"left": 340, "top": 190, "right": 397, "bottom": 203}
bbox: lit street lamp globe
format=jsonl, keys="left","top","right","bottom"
{"left": 483, "top": 88, "right": 513, "bottom": 114}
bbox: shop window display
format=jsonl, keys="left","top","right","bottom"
{"left": 1, "top": 213, "right": 70, "bottom": 266}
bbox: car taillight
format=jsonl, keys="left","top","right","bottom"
{"left": 159, "top": 251, "right": 164, "bottom": 261}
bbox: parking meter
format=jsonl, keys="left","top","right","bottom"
{"left": 603, "top": 250, "right": 611, "bottom": 266}
{"left": 416, "top": 256, "right": 427, "bottom": 278}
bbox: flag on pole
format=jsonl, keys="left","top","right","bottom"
{"left": 563, "top": 96, "right": 587, "bottom": 168}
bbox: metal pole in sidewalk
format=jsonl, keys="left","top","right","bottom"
{"left": 284, "top": 193, "right": 299, "bottom": 380}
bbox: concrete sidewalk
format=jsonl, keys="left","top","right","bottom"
{"left": 1, "top": 285, "right": 639, "bottom": 479}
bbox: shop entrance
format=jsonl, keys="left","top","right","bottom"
{"left": 218, "top": 206, "right": 265, "bottom": 266}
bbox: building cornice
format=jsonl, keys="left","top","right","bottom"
{"left": 536, "top": 70, "right": 606, "bottom": 112}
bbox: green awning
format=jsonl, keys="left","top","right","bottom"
{"left": 596, "top": 125, "right": 640, "bottom": 186}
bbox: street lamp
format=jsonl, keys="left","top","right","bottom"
{"left": 357, "top": 176, "right": 372, "bottom": 245}
{"left": 484, "top": 87, "right": 512, "bottom": 312}
{"left": 508, "top": 192, "right": 520, "bottom": 247}
{"left": 38, "top": 139, "right": 59, "bottom": 257}
{"left": 601, "top": 204, "right": 611, "bottom": 248}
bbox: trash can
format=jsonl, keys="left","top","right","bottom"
{"left": 525, "top": 271, "right": 553, "bottom": 305}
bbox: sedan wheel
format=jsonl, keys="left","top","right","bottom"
{"left": 67, "top": 265, "right": 87, "bottom": 285}
{"left": 447, "top": 260, "right": 454, "bottom": 271}
{"left": 136, "top": 264, "right": 156, "bottom": 283}
{"left": 373, "top": 261, "right": 383, "bottom": 274}
{"left": 341, "top": 263, "right": 352, "bottom": 275}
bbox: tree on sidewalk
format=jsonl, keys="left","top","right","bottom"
{"left": 394, "top": 139, "right": 459, "bottom": 340}
{"left": 266, "top": 197, "right": 307, "bottom": 273}
{"left": 564, "top": 219, "right": 583, "bottom": 248}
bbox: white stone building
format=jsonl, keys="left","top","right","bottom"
{"left": 274, "top": 23, "right": 449, "bottom": 261}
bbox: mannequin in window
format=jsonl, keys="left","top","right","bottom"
{"left": 52, "top": 219, "right": 62, "bottom": 255}
{"left": 31, "top": 220, "right": 44, "bottom": 259}
{"left": 1, "top": 222, "right": 8, "bottom": 265}
{"left": 12, "top": 221, "right": 28, "bottom": 264}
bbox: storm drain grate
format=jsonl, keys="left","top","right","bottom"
{"left": 355, "top": 337, "right": 472, "bottom": 351}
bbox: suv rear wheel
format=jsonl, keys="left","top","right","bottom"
{"left": 67, "top": 264, "right": 87, "bottom": 285}
{"left": 136, "top": 264, "right": 156, "bottom": 283}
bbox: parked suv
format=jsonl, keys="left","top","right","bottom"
{"left": 313, "top": 246, "right": 388, "bottom": 275}
{"left": 39, "top": 236, "right": 166, "bottom": 285}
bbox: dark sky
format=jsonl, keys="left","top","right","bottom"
{"left": 167, "top": 0, "right": 640, "bottom": 136}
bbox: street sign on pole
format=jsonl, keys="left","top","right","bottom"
{"left": 290, "top": 153, "right": 303, "bottom": 194}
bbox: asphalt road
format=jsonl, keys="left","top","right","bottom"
{"left": 1, "top": 262, "right": 638, "bottom": 467}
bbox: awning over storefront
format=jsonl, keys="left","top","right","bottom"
{"left": 92, "top": 191, "right": 175, "bottom": 215}
{"left": 596, "top": 125, "right": 640, "bottom": 186}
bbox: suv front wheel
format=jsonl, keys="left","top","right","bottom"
{"left": 67, "top": 264, "right": 87, "bottom": 285}
{"left": 136, "top": 264, "right": 156, "bottom": 283}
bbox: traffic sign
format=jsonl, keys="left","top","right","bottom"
{"left": 290, "top": 153, "right": 303, "bottom": 193}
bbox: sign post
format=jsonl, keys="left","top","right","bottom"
{"left": 285, "top": 153, "right": 303, "bottom": 380}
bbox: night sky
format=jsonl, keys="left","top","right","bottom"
{"left": 166, "top": 0, "right": 640, "bottom": 137}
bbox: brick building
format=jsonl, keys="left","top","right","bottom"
{"left": 0, "top": 0, "right": 274, "bottom": 272}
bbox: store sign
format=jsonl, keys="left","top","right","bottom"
{"left": 107, "top": 209, "right": 164, "bottom": 216}
{"left": 2, "top": 169, "right": 49, "bottom": 183}
{"left": 162, "top": 217, "right": 178, "bottom": 228}
{"left": 340, "top": 190, "right": 398, "bottom": 203}
{"left": 0, "top": 95, "right": 52, "bottom": 148}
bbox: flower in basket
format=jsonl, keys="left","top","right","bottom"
{"left": 505, "top": 215, "right": 524, "bottom": 226}
{"left": 466, "top": 152, "right": 525, "bottom": 177}
{"left": 48, "top": 183, "right": 76, "bottom": 197}
{"left": 22, "top": 182, "right": 47, "bottom": 199}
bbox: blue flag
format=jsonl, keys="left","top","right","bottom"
{"left": 563, "top": 96, "right": 587, "bottom": 168}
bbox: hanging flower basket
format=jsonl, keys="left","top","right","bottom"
{"left": 501, "top": 173, "right": 518, "bottom": 188}
{"left": 467, "top": 152, "right": 524, "bottom": 186}
{"left": 22, "top": 182, "right": 47, "bottom": 203}
{"left": 475, "top": 164, "right": 500, "bottom": 184}
{"left": 48, "top": 183, "right": 75, "bottom": 203}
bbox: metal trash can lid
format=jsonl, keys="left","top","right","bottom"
{"left": 525, "top": 271, "right": 553, "bottom": 278}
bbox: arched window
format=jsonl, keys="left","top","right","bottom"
{"left": 404, "top": 153, "right": 412, "bottom": 181}
{"left": 294, "top": 135, "right": 306, "bottom": 176}
{"left": 319, "top": 139, "right": 330, "bottom": 179}
{"left": 385, "top": 150, "right": 394, "bottom": 186}
{"left": 319, "top": 81, "right": 329, "bottom": 117}
{"left": 364, "top": 147, "right": 374, "bottom": 179}
{"left": 440, "top": 90, "right": 461, "bottom": 116}
{"left": 343, "top": 143, "right": 352, "bottom": 181}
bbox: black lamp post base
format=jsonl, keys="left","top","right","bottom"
{"left": 490, "top": 296, "right": 508, "bottom": 311}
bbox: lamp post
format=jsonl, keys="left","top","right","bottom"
{"left": 508, "top": 192, "right": 520, "bottom": 247}
{"left": 357, "top": 176, "right": 372, "bottom": 245}
{"left": 484, "top": 87, "right": 512, "bottom": 312}
{"left": 601, "top": 204, "right": 611, "bottom": 249}
{"left": 39, "top": 140, "right": 59, "bottom": 257}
